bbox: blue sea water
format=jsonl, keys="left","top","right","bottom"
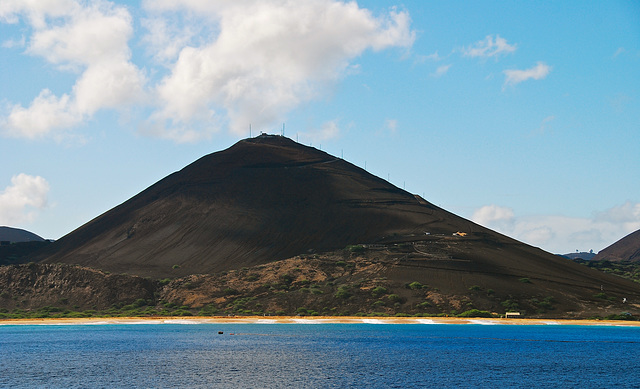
{"left": 1, "top": 323, "right": 639, "bottom": 388}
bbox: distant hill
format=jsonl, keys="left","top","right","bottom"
{"left": 560, "top": 252, "right": 597, "bottom": 261}
{"left": 593, "top": 229, "right": 640, "bottom": 263}
{"left": 0, "top": 227, "right": 44, "bottom": 243}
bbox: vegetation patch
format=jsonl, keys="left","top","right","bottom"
{"left": 457, "top": 309, "right": 494, "bottom": 318}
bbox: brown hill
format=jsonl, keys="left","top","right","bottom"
{"left": 35, "top": 134, "right": 486, "bottom": 277}
{"left": 14, "top": 134, "right": 640, "bottom": 317}
{"left": 593, "top": 229, "right": 640, "bottom": 263}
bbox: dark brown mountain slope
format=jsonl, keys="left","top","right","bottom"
{"left": 35, "top": 134, "right": 485, "bottom": 277}
{"left": 593, "top": 229, "right": 640, "bottom": 263}
{"left": 27, "top": 134, "right": 640, "bottom": 312}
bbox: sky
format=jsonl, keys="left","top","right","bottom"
{"left": 0, "top": 0, "right": 638, "bottom": 254}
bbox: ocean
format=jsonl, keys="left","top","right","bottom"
{"left": 1, "top": 322, "right": 639, "bottom": 388}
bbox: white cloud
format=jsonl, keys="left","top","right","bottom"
{"left": 503, "top": 61, "right": 551, "bottom": 87}
{"left": 0, "top": 0, "right": 146, "bottom": 139}
{"left": 2, "top": 1, "right": 413, "bottom": 143}
{"left": 0, "top": 174, "right": 50, "bottom": 225}
{"left": 472, "top": 202, "right": 640, "bottom": 254}
{"left": 462, "top": 34, "right": 516, "bottom": 58}
{"left": 431, "top": 64, "right": 451, "bottom": 77}
{"left": 595, "top": 201, "right": 640, "bottom": 232}
{"left": 473, "top": 205, "right": 514, "bottom": 225}
{"left": 143, "top": 0, "right": 415, "bottom": 139}
{"left": 4, "top": 89, "right": 80, "bottom": 139}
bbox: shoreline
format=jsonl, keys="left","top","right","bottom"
{"left": 1, "top": 316, "right": 639, "bottom": 326}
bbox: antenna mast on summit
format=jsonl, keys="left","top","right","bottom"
{"left": 249, "top": 124, "right": 252, "bottom": 138}
{"left": 282, "top": 123, "right": 285, "bottom": 136}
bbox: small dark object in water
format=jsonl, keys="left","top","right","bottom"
{"left": 218, "top": 331, "right": 224, "bottom": 334}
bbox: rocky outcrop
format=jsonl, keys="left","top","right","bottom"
{"left": 0, "top": 263, "right": 155, "bottom": 311}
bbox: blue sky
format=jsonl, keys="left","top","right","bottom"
{"left": 1, "top": 0, "right": 638, "bottom": 254}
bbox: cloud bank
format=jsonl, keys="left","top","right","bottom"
{"left": 0, "top": 174, "right": 50, "bottom": 225}
{"left": 472, "top": 202, "right": 640, "bottom": 254}
{"left": 1, "top": 0, "right": 414, "bottom": 143}
{"left": 143, "top": 0, "right": 414, "bottom": 141}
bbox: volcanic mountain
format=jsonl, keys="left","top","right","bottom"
{"left": 31, "top": 138, "right": 638, "bottom": 279}
{"left": 593, "top": 229, "right": 640, "bottom": 263}
{"left": 23, "top": 134, "right": 640, "bottom": 316}
{"left": 37, "top": 134, "right": 479, "bottom": 276}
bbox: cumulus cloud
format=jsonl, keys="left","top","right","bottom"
{"left": 595, "top": 201, "right": 640, "bottom": 232}
{"left": 143, "top": 0, "right": 415, "bottom": 139}
{"left": 0, "top": 0, "right": 146, "bottom": 139}
{"left": 462, "top": 34, "right": 516, "bottom": 58}
{"left": 503, "top": 61, "right": 551, "bottom": 87}
{"left": 472, "top": 202, "right": 640, "bottom": 254}
{"left": 473, "top": 205, "right": 514, "bottom": 225}
{"left": 1, "top": 1, "right": 413, "bottom": 142}
{"left": 0, "top": 174, "right": 50, "bottom": 225}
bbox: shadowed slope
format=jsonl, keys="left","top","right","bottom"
{"left": 36, "top": 135, "right": 489, "bottom": 277}
{"left": 38, "top": 136, "right": 473, "bottom": 276}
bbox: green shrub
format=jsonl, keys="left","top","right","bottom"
{"left": 468, "top": 285, "right": 481, "bottom": 291}
{"left": 224, "top": 288, "right": 239, "bottom": 295}
{"left": 133, "top": 299, "right": 148, "bottom": 308}
{"left": 335, "top": 286, "right": 351, "bottom": 299}
{"left": 519, "top": 278, "right": 531, "bottom": 284}
{"left": 501, "top": 299, "right": 519, "bottom": 311}
{"left": 172, "top": 265, "right": 180, "bottom": 269}
{"left": 346, "top": 245, "right": 366, "bottom": 254}
{"left": 387, "top": 294, "right": 402, "bottom": 303}
{"left": 457, "top": 309, "right": 493, "bottom": 318}
{"left": 408, "top": 282, "right": 424, "bottom": 290}
{"left": 371, "top": 286, "right": 388, "bottom": 297}
{"left": 605, "top": 312, "right": 634, "bottom": 321}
